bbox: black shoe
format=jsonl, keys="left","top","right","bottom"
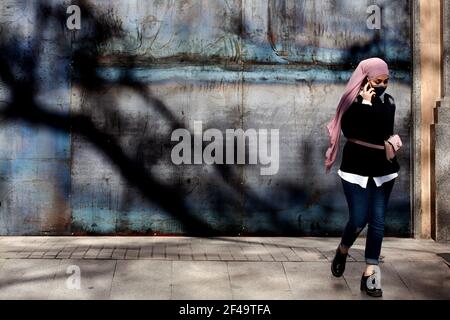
{"left": 331, "top": 246, "right": 348, "bottom": 277}
{"left": 360, "top": 268, "right": 383, "bottom": 297}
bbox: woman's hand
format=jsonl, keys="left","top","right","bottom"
{"left": 361, "top": 82, "right": 375, "bottom": 101}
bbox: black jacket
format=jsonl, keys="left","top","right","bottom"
{"left": 339, "top": 93, "right": 400, "bottom": 176}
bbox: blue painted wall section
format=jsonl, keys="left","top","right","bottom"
{"left": 0, "top": 1, "right": 72, "bottom": 234}
{"left": 0, "top": 0, "right": 411, "bottom": 235}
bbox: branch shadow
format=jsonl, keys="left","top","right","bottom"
{"left": 0, "top": 0, "right": 304, "bottom": 236}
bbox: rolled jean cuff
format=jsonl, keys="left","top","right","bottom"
{"left": 365, "top": 258, "right": 380, "bottom": 265}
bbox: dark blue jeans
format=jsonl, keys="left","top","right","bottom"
{"left": 339, "top": 177, "right": 395, "bottom": 265}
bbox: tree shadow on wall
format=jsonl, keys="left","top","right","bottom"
{"left": 0, "top": 0, "right": 312, "bottom": 236}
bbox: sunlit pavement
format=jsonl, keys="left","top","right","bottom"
{"left": 0, "top": 236, "right": 449, "bottom": 300}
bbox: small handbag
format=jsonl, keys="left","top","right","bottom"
{"left": 384, "top": 134, "right": 402, "bottom": 162}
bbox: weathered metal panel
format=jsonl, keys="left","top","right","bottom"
{"left": 0, "top": 0, "right": 411, "bottom": 235}
{"left": 0, "top": 0, "right": 72, "bottom": 235}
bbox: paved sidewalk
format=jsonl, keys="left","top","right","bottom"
{"left": 0, "top": 237, "right": 449, "bottom": 300}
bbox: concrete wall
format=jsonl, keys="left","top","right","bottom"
{"left": 0, "top": 0, "right": 412, "bottom": 235}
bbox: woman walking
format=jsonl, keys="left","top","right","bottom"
{"left": 324, "top": 57, "right": 401, "bottom": 297}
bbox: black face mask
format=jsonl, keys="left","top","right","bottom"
{"left": 373, "top": 86, "right": 387, "bottom": 96}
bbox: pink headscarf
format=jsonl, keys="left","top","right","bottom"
{"left": 324, "top": 57, "right": 389, "bottom": 174}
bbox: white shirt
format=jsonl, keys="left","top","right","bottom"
{"left": 337, "top": 92, "right": 398, "bottom": 188}
{"left": 338, "top": 169, "right": 398, "bottom": 188}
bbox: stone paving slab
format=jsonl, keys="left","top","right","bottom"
{"left": 172, "top": 261, "right": 232, "bottom": 300}
{"left": 110, "top": 260, "right": 172, "bottom": 300}
{"left": 47, "top": 260, "right": 116, "bottom": 300}
{"left": 389, "top": 260, "right": 450, "bottom": 300}
{"left": 283, "top": 262, "right": 353, "bottom": 300}
{"left": 0, "top": 259, "right": 60, "bottom": 299}
{"left": 227, "top": 262, "right": 293, "bottom": 300}
{"left": 0, "top": 237, "right": 448, "bottom": 300}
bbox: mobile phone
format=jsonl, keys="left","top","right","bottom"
{"left": 361, "top": 77, "right": 371, "bottom": 90}
{"left": 360, "top": 78, "right": 374, "bottom": 101}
